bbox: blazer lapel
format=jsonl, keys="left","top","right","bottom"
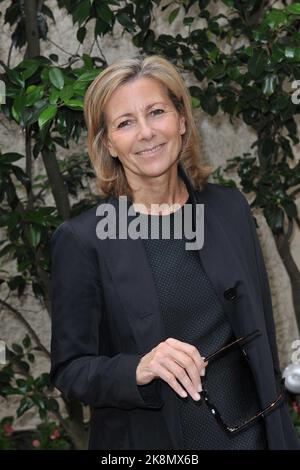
{"left": 98, "top": 196, "right": 166, "bottom": 352}
{"left": 179, "top": 162, "right": 256, "bottom": 337}
{"left": 194, "top": 189, "right": 252, "bottom": 337}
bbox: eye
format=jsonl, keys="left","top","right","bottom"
{"left": 117, "top": 109, "right": 165, "bottom": 129}
{"left": 117, "top": 120, "right": 132, "bottom": 129}
{"left": 150, "top": 108, "right": 164, "bottom": 116}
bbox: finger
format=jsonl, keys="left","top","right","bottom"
{"left": 160, "top": 346, "right": 202, "bottom": 396}
{"left": 166, "top": 338, "right": 205, "bottom": 391}
{"left": 165, "top": 337, "right": 207, "bottom": 375}
{"left": 154, "top": 363, "right": 189, "bottom": 398}
{"left": 163, "top": 357, "right": 202, "bottom": 400}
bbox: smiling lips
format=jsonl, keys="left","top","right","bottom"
{"left": 136, "top": 143, "right": 165, "bottom": 155}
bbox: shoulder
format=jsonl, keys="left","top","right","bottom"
{"left": 196, "top": 182, "right": 250, "bottom": 214}
{"left": 195, "top": 182, "right": 257, "bottom": 241}
{"left": 51, "top": 197, "right": 111, "bottom": 249}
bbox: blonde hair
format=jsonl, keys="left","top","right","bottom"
{"left": 83, "top": 54, "right": 212, "bottom": 200}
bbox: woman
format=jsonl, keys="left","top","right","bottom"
{"left": 50, "top": 55, "right": 300, "bottom": 450}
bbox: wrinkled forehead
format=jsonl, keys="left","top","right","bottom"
{"left": 103, "top": 78, "right": 174, "bottom": 120}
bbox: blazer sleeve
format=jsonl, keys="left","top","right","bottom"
{"left": 240, "top": 191, "right": 300, "bottom": 449}
{"left": 238, "top": 191, "right": 282, "bottom": 378}
{"left": 50, "top": 221, "right": 164, "bottom": 410}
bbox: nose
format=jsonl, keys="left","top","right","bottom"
{"left": 136, "top": 117, "right": 155, "bottom": 140}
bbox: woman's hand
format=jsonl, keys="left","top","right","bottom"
{"left": 136, "top": 338, "right": 207, "bottom": 401}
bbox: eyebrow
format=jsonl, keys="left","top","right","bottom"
{"left": 112, "top": 101, "right": 166, "bottom": 124}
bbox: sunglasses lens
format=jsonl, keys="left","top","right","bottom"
{"left": 204, "top": 344, "right": 263, "bottom": 429}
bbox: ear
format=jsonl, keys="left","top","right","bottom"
{"left": 103, "top": 136, "right": 118, "bottom": 158}
{"left": 179, "top": 115, "right": 186, "bottom": 135}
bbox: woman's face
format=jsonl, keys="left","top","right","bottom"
{"left": 104, "top": 77, "right": 186, "bottom": 185}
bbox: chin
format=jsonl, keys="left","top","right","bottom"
{"left": 139, "top": 159, "right": 175, "bottom": 178}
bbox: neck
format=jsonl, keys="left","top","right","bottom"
{"left": 128, "top": 165, "right": 189, "bottom": 215}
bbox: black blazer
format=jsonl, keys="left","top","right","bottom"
{"left": 50, "top": 163, "right": 300, "bottom": 450}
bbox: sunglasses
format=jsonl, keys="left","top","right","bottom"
{"left": 199, "top": 329, "right": 285, "bottom": 434}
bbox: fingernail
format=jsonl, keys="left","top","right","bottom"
{"left": 200, "top": 368, "right": 205, "bottom": 377}
{"left": 194, "top": 392, "right": 201, "bottom": 401}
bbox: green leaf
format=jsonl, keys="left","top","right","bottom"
{"left": 117, "top": 12, "right": 135, "bottom": 31}
{"left": 271, "top": 94, "right": 290, "bottom": 111}
{"left": 264, "top": 207, "right": 284, "bottom": 233}
{"left": 0, "top": 153, "right": 24, "bottom": 164}
{"left": 77, "top": 26, "right": 86, "bottom": 43}
{"left": 7, "top": 211, "right": 20, "bottom": 231}
{"left": 261, "top": 137, "right": 276, "bottom": 158}
{"left": 8, "top": 276, "right": 25, "bottom": 295}
{"left": 49, "top": 88, "right": 60, "bottom": 105}
{"left": 12, "top": 343, "right": 23, "bottom": 355}
{"left": 24, "top": 85, "right": 44, "bottom": 106}
{"left": 46, "top": 398, "right": 59, "bottom": 412}
{"left": 285, "top": 47, "right": 296, "bottom": 59}
{"left": 200, "top": 91, "right": 218, "bottom": 116}
{"left": 227, "top": 66, "right": 240, "bottom": 80}
{"left": 248, "top": 49, "right": 268, "bottom": 79}
{"left": 32, "top": 282, "right": 45, "bottom": 301}
{"left": 168, "top": 7, "right": 180, "bottom": 24}
{"left": 38, "top": 104, "right": 57, "bottom": 129}
{"left": 0, "top": 386, "right": 23, "bottom": 396}
{"left": 282, "top": 199, "right": 297, "bottom": 218}
{"left": 206, "top": 64, "right": 225, "bottom": 80}
{"left": 220, "top": 97, "right": 237, "bottom": 115}
{"left": 17, "top": 397, "right": 33, "bottom": 417}
{"left": 7, "top": 69, "right": 25, "bottom": 88}
{"left": 262, "top": 74, "right": 278, "bottom": 96}
{"left": 64, "top": 99, "right": 83, "bottom": 110}
{"left": 22, "top": 334, "right": 31, "bottom": 349}
{"left": 199, "top": 0, "right": 210, "bottom": 9}
{"left": 60, "top": 85, "right": 74, "bottom": 102}
{"left": 27, "top": 353, "right": 35, "bottom": 363}
{"left": 25, "top": 210, "right": 48, "bottom": 225}
{"left": 49, "top": 67, "right": 64, "bottom": 90}
{"left": 34, "top": 373, "right": 50, "bottom": 389}
{"left": 16, "top": 378, "right": 29, "bottom": 393}
{"left": 183, "top": 17, "right": 194, "bottom": 26}
{"left": 12, "top": 95, "right": 25, "bottom": 123}
{"left": 75, "top": 70, "right": 101, "bottom": 83}
{"left": 96, "top": 2, "right": 113, "bottom": 25}
{"left": 271, "top": 45, "right": 285, "bottom": 63}
{"left": 0, "top": 368, "right": 14, "bottom": 384}
{"left": 191, "top": 96, "right": 201, "bottom": 108}
{"left": 27, "top": 224, "right": 41, "bottom": 248}
{"left": 49, "top": 54, "right": 59, "bottom": 62}
{"left": 21, "top": 62, "right": 39, "bottom": 80}
{"left": 286, "top": 4, "right": 300, "bottom": 15}
{"left": 73, "top": 0, "right": 91, "bottom": 26}
{"left": 26, "top": 98, "right": 48, "bottom": 126}
{"left": 17, "top": 363, "right": 29, "bottom": 377}
{"left": 1, "top": 417, "right": 14, "bottom": 426}
{"left": 264, "top": 9, "right": 287, "bottom": 30}
{"left": 12, "top": 165, "right": 31, "bottom": 190}
{"left": 222, "top": 0, "right": 235, "bottom": 7}
{"left": 0, "top": 244, "right": 14, "bottom": 257}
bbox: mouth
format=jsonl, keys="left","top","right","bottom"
{"left": 135, "top": 143, "right": 166, "bottom": 156}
